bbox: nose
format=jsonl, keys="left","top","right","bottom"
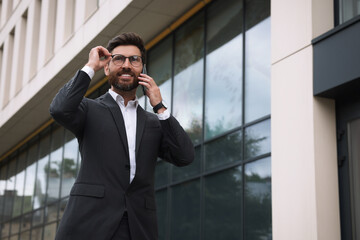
{"left": 122, "top": 57, "right": 131, "bottom": 68}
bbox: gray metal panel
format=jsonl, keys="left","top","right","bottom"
{"left": 313, "top": 16, "right": 360, "bottom": 98}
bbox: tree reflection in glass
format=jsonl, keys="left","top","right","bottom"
{"left": 173, "top": 13, "right": 204, "bottom": 145}
{"left": 244, "top": 157, "right": 272, "bottom": 240}
{"left": 205, "top": 0, "right": 243, "bottom": 140}
{"left": 204, "top": 167, "right": 243, "bottom": 240}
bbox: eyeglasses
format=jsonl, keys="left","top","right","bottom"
{"left": 110, "top": 54, "right": 143, "bottom": 67}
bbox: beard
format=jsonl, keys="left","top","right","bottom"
{"left": 108, "top": 68, "right": 139, "bottom": 92}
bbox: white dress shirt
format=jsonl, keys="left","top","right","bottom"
{"left": 81, "top": 66, "right": 170, "bottom": 183}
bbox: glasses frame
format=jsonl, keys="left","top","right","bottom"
{"left": 110, "top": 54, "right": 143, "bottom": 67}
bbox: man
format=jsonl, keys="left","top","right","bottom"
{"left": 50, "top": 32, "right": 194, "bottom": 240}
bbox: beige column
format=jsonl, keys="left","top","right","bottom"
{"left": 10, "top": 16, "right": 27, "bottom": 98}
{"left": 22, "top": 0, "right": 41, "bottom": 83}
{"left": 271, "top": 0, "right": 340, "bottom": 239}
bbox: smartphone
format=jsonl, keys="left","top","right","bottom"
{"left": 141, "top": 64, "right": 147, "bottom": 96}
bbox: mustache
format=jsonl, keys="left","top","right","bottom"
{"left": 115, "top": 69, "right": 136, "bottom": 77}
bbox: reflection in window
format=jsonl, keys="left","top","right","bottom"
{"left": 244, "top": 157, "right": 272, "bottom": 240}
{"left": 205, "top": 130, "right": 242, "bottom": 171}
{"left": 4, "top": 159, "right": 17, "bottom": 222}
{"left": 173, "top": 12, "right": 204, "bottom": 145}
{"left": 23, "top": 143, "right": 38, "bottom": 214}
{"left": 34, "top": 134, "right": 50, "bottom": 209}
{"left": 0, "top": 165, "right": 8, "bottom": 223}
{"left": 171, "top": 180, "right": 200, "bottom": 240}
{"left": 156, "top": 190, "right": 167, "bottom": 240}
{"left": 47, "top": 128, "right": 64, "bottom": 203}
{"left": 61, "top": 130, "right": 78, "bottom": 198}
{"left": 172, "top": 146, "right": 201, "bottom": 182}
{"left": 245, "top": 0, "right": 270, "bottom": 123}
{"left": 43, "top": 222, "right": 57, "bottom": 240}
{"left": 13, "top": 152, "right": 27, "bottom": 218}
{"left": 244, "top": 119, "right": 271, "bottom": 160}
{"left": 155, "top": 160, "right": 169, "bottom": 188}
{"left": 148, "top": 36, "right": 173, "bottom": 113}
{"left": 205, "top": 0, "right": 243, "bottom": 140}
{"left": 204, "top": 167, "right": 243, "bottom": 239}
{"left": 340, "top": 0, "right": 360, "bottom": 23}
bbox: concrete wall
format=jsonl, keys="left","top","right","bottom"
{"left": 271, "top": 0, "right": 341, "bottom": 239}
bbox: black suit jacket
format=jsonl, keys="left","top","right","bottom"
{"left": 50, "top": 70, "right": 194, "bottom": 240}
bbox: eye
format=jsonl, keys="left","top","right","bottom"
{"left": 113, "top": 55, "right": 125, "bottom": 62}
{"left": 130, "top": 56, "right": 142, "bottom": 63}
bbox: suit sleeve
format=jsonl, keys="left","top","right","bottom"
{"left": 159, "top": 116, "right": 195, "bottom": 167}
{"left": 49, "top": 70, "right": 91, "bottom": 137}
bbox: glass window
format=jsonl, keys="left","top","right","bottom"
{"left": 0, "top": 165, "right": 8, "bottom": 222}
{"left": 47, "top": 127, "right": 64, "bottom": 203}
{"left": 147, "top": 36, "right": 173, "bottom": 113}
{"left": 244, "top": 119, "right": 271, "bottom": 160}
{"left": 245, "top": 0, "right": 271, "bottom": 123}
{"left": 20, "top": 230, "right": 30, "bottom": 240}
{"left": 156, "top": 189, "right": 167, "bottom": 240}
{"left": 13, "top": 152, "right": 26, "bottom": 218}
{"left": 172, "top": 146, "right": 201, "bottom": 182}
{"left": 205, "top": 0, "right": 244, "bottom": 140}
{"left": 10, "top": 234, "right": 19, "bottom": 240}
{"left": 23, "top": 143, "right": 38, "bottom": 213}
{"left": 2, "top": 220, "right": 11, "bottom": 238}
{"left": 204, "top": 167, "right": 243, "bottom": 240}
{"left": 347, "top": 118, "right": 360, "bottom": 239}
{"left": 4, "top": 158, "right": 17, "bottom": 221}
{"left": 34, "top": 133, "right": 50, "bottom": 209}
{"left": 32, "top": 208, "right": 45, "bottom": 227}
{"left": 244, "top": 157, "right": 272, "bottom": 240}
{"left": 21, "top": 213, "right": 32, "bottom": 232}
{"left": 31, "top": 226, "right": 43, "bottom": 240}
{"left": 43, "top": 222, "right": 57, "bottom": 240}
{"left": 10, "top": 217, "right": 20, "bottom": 235}
{"left": 173, "top": 12, "right": 204, "bottom": 145}
{"left": 46, "top": 202, "right": 59, "bottom": 224}
{"left": 171, "top": 180, "right": 200, "bottom": 239}
{"left": 61, "top": 130, "right": 78, "bottom": 198}
{"left": 340, "top": 0, "right": 360, "bottom": 23}
{"left": 155, "top": 160, "right": 169, "bottom": 188}
{"left": 205, "top": 130, "right": 242, "bottom": 171}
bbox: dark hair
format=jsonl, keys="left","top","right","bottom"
{"left": 106, "top": 32, "right": 146, "bottom": 63}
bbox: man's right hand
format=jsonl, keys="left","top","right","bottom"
{"left": 85, "top": 46, "right": 112, "bottom": 72}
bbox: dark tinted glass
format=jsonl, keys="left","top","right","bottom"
{"left": 171, "top": 180, "right": 200, "bottom": 239}
{"left": 61, "top": 130, "right": 78, "bottom": 198}
{"left": 155, "top": 160, "right": 169, "bottom": 188}
{"left": 244, "top": 119, "right": 271, "bottom": 160}
{"left": 43, "top": 222, "right": 57, "bottom": 240}
{"left": 204, "top": 167, "right": 243, "bottom": 239}
{"left": 173, "top": 12, "right": 204, "bottom": 145}
{"left": 23, "top": 144, "right": 38, "bottom": 213}
{"left": 147, "top": 36, "right": 173, "bottom": 113}
{"left": 205, "top": 130, "right": 242, "bottom": 171}
{"left": 172, "top": 146, "right": 200, "bottom": 182}
{"left": 35, "top": 134, "right": 50, "bottom": 208}
{"left": 244, "top": 157, "right": 272, "bottom": 240}
{"left": 156, "top": 190, "right": 167, "bottom": 240}
{"left": 47, "top": 127, "right": 64, "bottom": 203}
{"left": 245, "top": 0, "right": 271, "bottom": 123}
{"left": 205, "top": 0, "right": 244, "bottom": 140}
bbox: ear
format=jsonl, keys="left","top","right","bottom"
{"left": 104, "top": 63, "right": 110, "bottom": 76}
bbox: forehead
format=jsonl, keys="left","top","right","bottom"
{"left": 112, "top": 45, "right": 141, "bottom": 56}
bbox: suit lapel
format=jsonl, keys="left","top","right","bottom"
{"left": 101, "top": 93, "right": 129, "bottom": 159}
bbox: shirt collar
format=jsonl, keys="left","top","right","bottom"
{"left": 108, "top": 89, "right": 139, "bottom": 108}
